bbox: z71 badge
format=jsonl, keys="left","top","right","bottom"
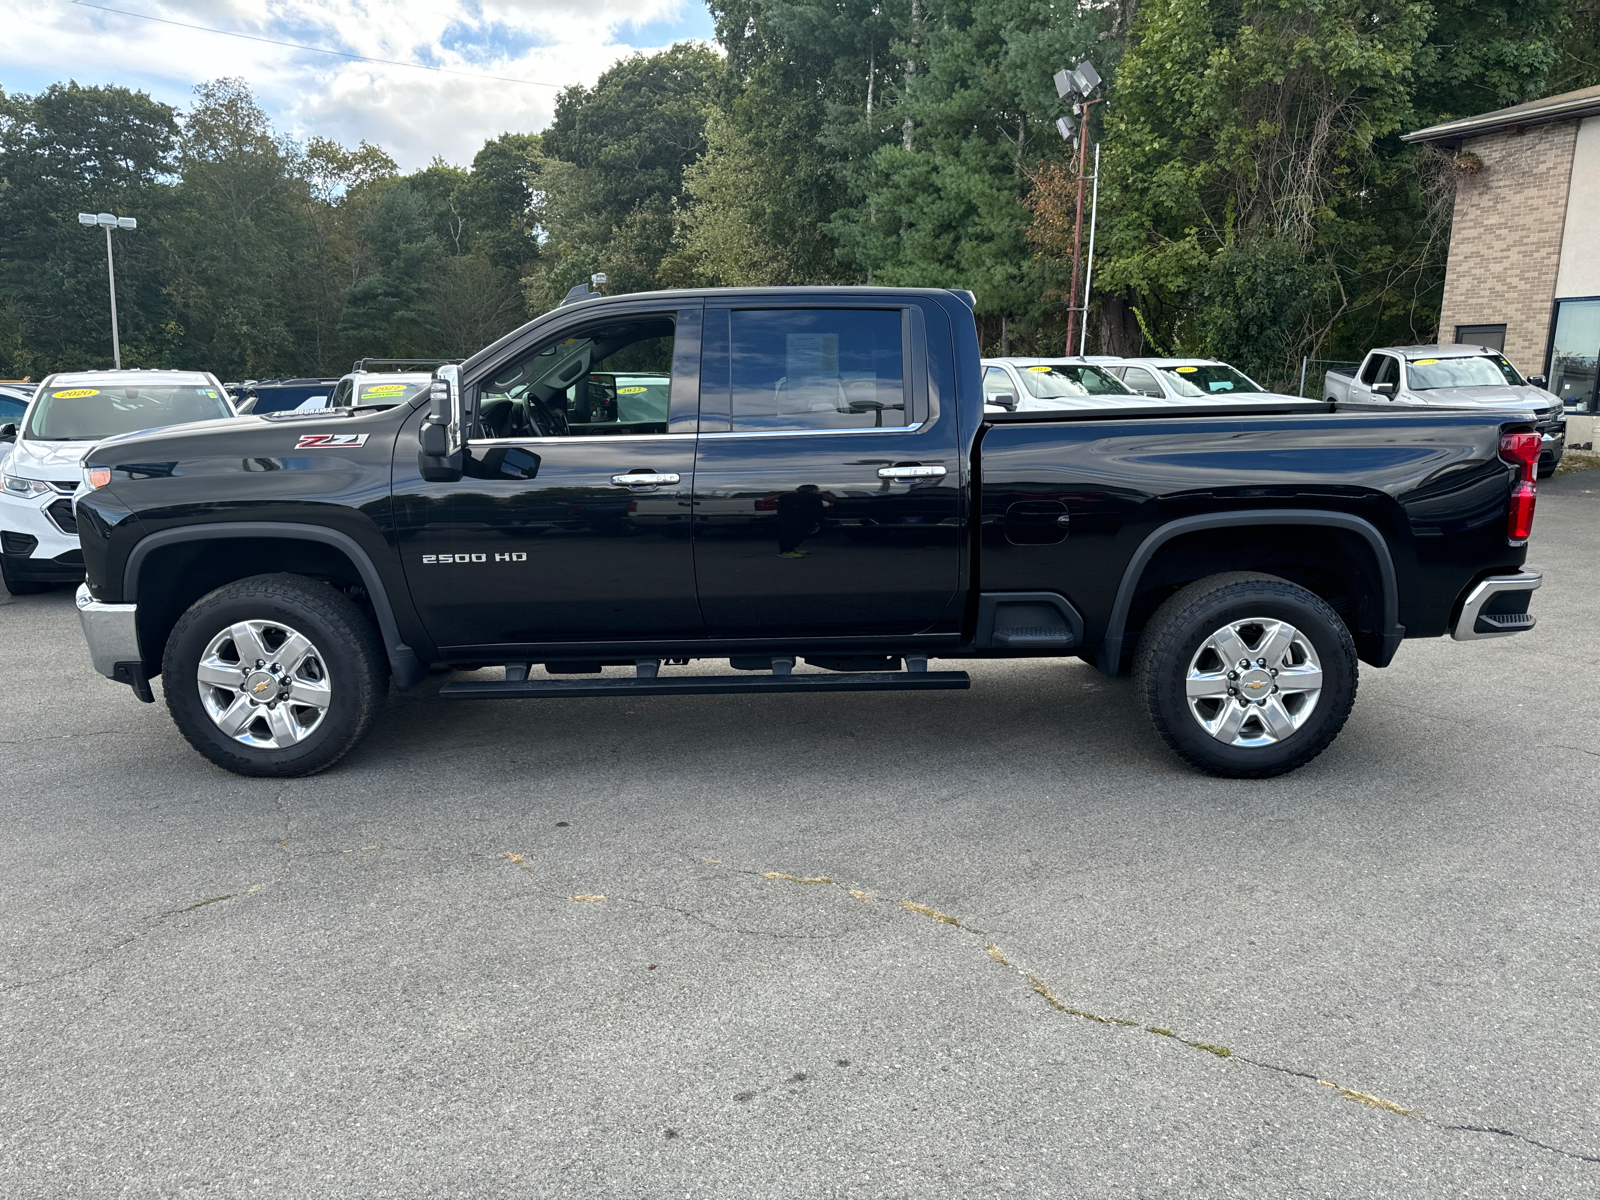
{"left": 296, "top": 433, "right": 370, "bottom": 449}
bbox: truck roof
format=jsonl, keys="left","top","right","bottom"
{"left": 1380, "top": 345, "right": 1505, "bottom": 361}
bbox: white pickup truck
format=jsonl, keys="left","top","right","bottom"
{"left": 1324, "top": 344, "right": 1565, "bottom": 475}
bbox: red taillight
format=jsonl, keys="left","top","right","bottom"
{"left": 1499, "top": 431, "right": 1540, "bottom": 544}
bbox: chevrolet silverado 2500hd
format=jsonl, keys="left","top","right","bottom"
{"left": 1324, "top": 343, "right": 1564, "bottom": 474}
{"left": 72, "top": 288, "right": 1545, "bottom": 779}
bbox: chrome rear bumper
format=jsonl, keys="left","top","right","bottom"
{"left": 1451, "top": 569, "right": 1542, "bottom": 641}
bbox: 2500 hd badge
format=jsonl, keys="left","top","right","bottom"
{"left": 420, "top": 552, "right": 530, "bottom": 564}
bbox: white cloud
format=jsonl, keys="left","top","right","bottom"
{"left": 3, "top": 0, "right": 717, "bottom": 168}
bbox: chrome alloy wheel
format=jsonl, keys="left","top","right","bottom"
{"left": 1182, "top": 617, "right": 1323, "bottom": 748}
{"left": 196, "top": 620, "right": 332, "bottom": 748}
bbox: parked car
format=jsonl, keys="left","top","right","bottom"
{"left": 1100, "top": 358, "right": 1285, "bottom": 402}
{"left": 0, "top": 370, "right": 232, "bottom": 594}
{"left": 73, "top": 288, "right": 1546, "bottom": 781}
{"left": 232, "top": 378, "right": 339, "bottom": 415}
{"left": 1324, "top": 344, "right": 1565, "bottom": 475}
{"left": 0, "top": 385, "right": 33, "bottom": 464}
{"left": 325, "top": 369, "right": 437, "bottom": 413}
{"left": 979, "top": 357, "right": 1147, "bottom": 411}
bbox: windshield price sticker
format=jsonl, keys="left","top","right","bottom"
{"left": 296, "top": 433, "right": 370, "bottom": 449}
{"left": 1174, "top": 366, "right": 1199, "bottom": 373}
{"left": 361, "top": 383, "right": 408, "bottom": 397}
{"left": 617, "top": 386, "right": 648, "bottom": 394}
{"left": 52, "top": 388, "right": 100, "bottom": 398}
{"left": 1026, "top": 366, "right": 1054, "bottom": 373}
{"left": 1413, "top": 358, "right": 1440, "bottom": 365}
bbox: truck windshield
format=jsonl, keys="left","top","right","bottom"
{"left": 25, "top": 384, "right": 232, "bottom": 441}
{"left": 353, "top": 378, "right": 431, "bottom": 408}
{"left": 1018, "top": 364, "right": 1133, "bottom": 399}
{"left": 1160, "top": 364, "right": 1265, "bottom": 397}
{"left": 1408, "top": 355, "right": 1523, "bottom": 390}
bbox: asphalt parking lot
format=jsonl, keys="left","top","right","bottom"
{"left": 3, "top": 475, "right": 1598, "bottom": 1199}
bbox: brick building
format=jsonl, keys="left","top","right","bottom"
{"left": 1405, "top": 85, "right": 1600, "bottom": 445}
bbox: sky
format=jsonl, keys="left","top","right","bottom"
{"left": 1, "top": 0, "right": 720, "bottom": 169}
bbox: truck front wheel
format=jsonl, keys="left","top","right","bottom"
{"left": 163, "top": 573, "right": 388, "bottom": 777}
{"left": 1133, "top": 572, "right": 1357, "bottom": 778}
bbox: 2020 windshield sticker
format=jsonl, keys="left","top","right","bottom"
{"left": 296, "top": 433, "right": 370, "bottom": 449}
{"left": 52, "top": 388, "right": 100, "bottom": 399}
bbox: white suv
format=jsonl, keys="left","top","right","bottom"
{"left": 0, "top": 370, "right": 232, "bottom": 594}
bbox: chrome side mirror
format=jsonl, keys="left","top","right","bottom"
{"left": 419, "top": 364, "right": 465, "bottom": 482}
{"left": 1372, "top": 381, "right": 1396, "bottom": 397}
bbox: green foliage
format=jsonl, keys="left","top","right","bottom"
{"left": 529, "top": 44, "right": 722, "bottom": 306}
{"left": 1, "top": 0, "right": 1588, "bottom": 381}
{"left": 1098, "top": 0, "right": 1567, "bottom": 383}
{"left": 0, "top": 77, "right": 538, "bottom": 379}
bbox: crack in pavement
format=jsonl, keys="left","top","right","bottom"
{"left": 699, "top": 857, "right": 1600, "bottom": 1169}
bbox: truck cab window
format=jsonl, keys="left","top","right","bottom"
{"left": 1374, "top": 355, "right": 1398, "bottom": 388}
{"left": 728, "top": 308, "right": 907, "bottom": 432}
{"left": 1121, "top": 367, "right": 1165, "bottom": 397}
{"left": 477, "top": 317, "right": 676, "bottom": 439}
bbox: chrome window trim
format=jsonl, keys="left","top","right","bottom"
{"left": 699, "top": 422, "right": 924, "bottom": 440}
{"left": 466, "top": 432, "right": 697, "bottom": 448}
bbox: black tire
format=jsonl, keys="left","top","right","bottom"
{"left": 1, "top": 556, "right": 50, "bottom": 595}
{"left": 162, "top": 573, "right": 388, "bottom": 777}
{"left": 1133, "top": 572, "right": 1357, "bottom": 778}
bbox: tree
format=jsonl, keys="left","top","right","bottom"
{"left": 0, "top": 81, "right": 180, "bottom": 376}
{"left": 529, "top": 44, "right": 722, "bottom": 305}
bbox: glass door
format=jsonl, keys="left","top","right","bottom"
{"left": 1548, "top": 299, "right": 1600, "bottom": 413}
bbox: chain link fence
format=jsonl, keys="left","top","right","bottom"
{"left": 1296, "top": 357, "right": 1363, "bottom": 400}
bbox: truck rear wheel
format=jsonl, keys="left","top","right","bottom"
{"left": 163, "top": 573, "right": 388, "bottom": 777}
{"left": 1133, "top": 572, "right": 1357, "bottom": 778}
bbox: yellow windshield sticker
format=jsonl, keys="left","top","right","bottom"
{"left": 1174, "top": 366, "right": 1198, "bottom": 373}
{"left": 1026, "top": 366, "right": 1054, "bottom": 373}
{"left": 52, "top": 388, "right": 99, "bottom": 398}
{"left": 617, "top": 386, "right": 648, "bottom": 394}
{"left": 1412, "top": 358, "right": 1439, "bottom": 365}
{"left": 361, "top": 383, "right": 407, "bottom": 397}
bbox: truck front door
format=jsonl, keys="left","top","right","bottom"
{"left": 392, "top": 307, "right": 703, "bottom": 651}
{"left": 690, "top": 302, "right": 963, "bottom": 639}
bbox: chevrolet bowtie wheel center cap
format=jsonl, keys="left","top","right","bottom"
{"left": 244, "top": 670, "right": 279, "bottom": 700}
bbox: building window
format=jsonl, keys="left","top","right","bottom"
{"left": 1546, "top": 300, "right": 1600, "bottom": 413}
{"left": 1454, "top": 324, "right": 1507, "bottom": 352}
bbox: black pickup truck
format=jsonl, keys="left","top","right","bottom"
{"left": 72, "top": 287, "right": 1544, "bottom": 779}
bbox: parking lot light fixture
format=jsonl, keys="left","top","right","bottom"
{"left": 78, "top": 211, "right": 137, "bottom": 369}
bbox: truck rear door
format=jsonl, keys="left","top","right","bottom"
{"left": 690, "top": 301, "right": 962, "bottom": 637}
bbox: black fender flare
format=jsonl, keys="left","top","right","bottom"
{"left": 1095, "top": 510, "right": 1402, "bottom": 676}
{"left": 123, "top": 522, "right": 425, "bottom": 690}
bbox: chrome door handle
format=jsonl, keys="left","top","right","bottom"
{"left": 611, "top": 472, "right": 681, "bottom": 487}
{"left": 877, "top": 465, "right": 947, "bottom": 480}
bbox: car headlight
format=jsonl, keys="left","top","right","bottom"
{"left": 1, "top": 472, "right": 52, "bottom": 499}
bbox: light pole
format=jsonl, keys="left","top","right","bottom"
{"left": 77, "top": 212, "right": 137, "bottom": 369}
{"left": 1052, "top": 61, "right": 1102, "bottom": 356}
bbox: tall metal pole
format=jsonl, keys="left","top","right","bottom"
{"left": 1064, "top": 96, "right": 1101, "bottom": 355}
{"left": 104, "top": 225, "right": 121, "bottom": 370}
{"left": 1078, "top": 142, "right": 1101, "bottom": 358}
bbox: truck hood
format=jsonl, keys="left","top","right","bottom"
{"left": 3, "top": 437, "right": 93, "bottom": 481}
{"left": 1412, "top": 385, "right": 1554, "bottom": 412}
